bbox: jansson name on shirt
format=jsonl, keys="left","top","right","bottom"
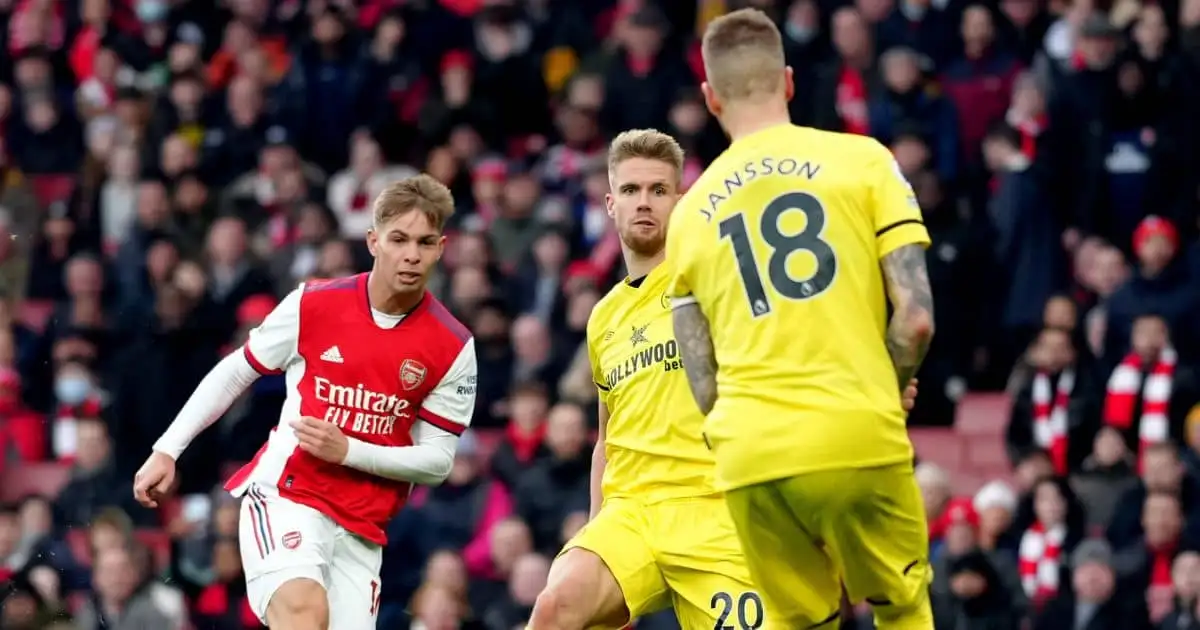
{"left": 313, "top": 376, "right": 410, "bottom": 436}
{"left": 700, "top": 156, "right": 821, "bottom": 220}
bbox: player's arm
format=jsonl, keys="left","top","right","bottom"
{"left": 671, "top": 301, "right": 719, "bottom": 415}
{"left": 663, "top": 200, "right": 720, "bottom": 414}
{"left": 586, "top": 332, "right": 609, "bottom": 519}
{"left": 871, "top": 145, "right": 936, "bottom": 389}
{"left": 151, "top": 287, "right": 302, "bottom": 459}
{"left": 340, "top": 339, "right": 477, "bottom": 485}
{"left": 589, "top": 400, "right": 608, "bottom": 519}
{"left": 881, "top": 246, "right": 935, "bottom": 388}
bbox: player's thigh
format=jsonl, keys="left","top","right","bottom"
{"left": 239, "top": 486, "right": 335, "bottom": 624}
{"left": 723, "top": 484, "right": 841, "bottom": 629}
{"left": 326, "top": 533, "right": 384, "bottom": 629}
{"left": 783, "top": 465, "right": 932, "bottom": 621}
{"left": 653, "top": 499, "right": 766, "bottom": 630}
{"left": 544, "top": 499, "right": 670, "bottom": 627}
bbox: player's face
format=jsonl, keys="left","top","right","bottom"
{"left": 606, "top": 157, "right": 679, "bottom": 256}
{"left": 367, "top": 210, "right": 446, "bottom": 296}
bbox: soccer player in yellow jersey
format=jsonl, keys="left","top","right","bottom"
{"left": 665, "top": 8, "right": 937, "bottom": 630}
{"left": 527, "top": 130, "right": 765, "bottom": 630}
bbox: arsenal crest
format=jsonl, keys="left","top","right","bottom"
{"left": 400, "top": 360, "right": 427, "bottom": 391}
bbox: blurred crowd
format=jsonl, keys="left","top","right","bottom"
{"left": 0, "top": 0, "right": 1198, "bottom": 628}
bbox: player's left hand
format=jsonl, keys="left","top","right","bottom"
{"left": 901, "top": 378, "right": 919, "bottom": 412}
{"left": 292, "top": 416, "right": 350, "bottom": 464}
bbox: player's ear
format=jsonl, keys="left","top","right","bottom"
{"left": 784, "top": 66, "right": 795, "bottom": 102}
{"left": 365, "top": 228, "right": 378, "bottom": 257}
{"left": 436, "top": 234, "right": 447, "bottom": 260}
{"left": 605, "top": 192, "right": 616, "bottom": 219}
{"left": 700, "top": 81, "right": 721, "bottom": 117}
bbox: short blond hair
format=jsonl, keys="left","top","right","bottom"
{"left": 607, "top": 129, "right": 685, "bottom": 185}
{"left": 373, "top": 174, "right": 455, "bottom": 232}
{"left": 702, "top": 8, "right": 786, "bottom": 101}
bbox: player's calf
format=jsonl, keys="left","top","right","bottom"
{"left": 528, "top": 549, "right": 629, "bottom": 630}
{"left": 265, "top": 578, "right": 330, "bottom": 630}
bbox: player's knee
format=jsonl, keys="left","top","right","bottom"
{"left": 529, "top": 585, "right": 585, "bottom": 630}
{"left": 529, "top": 577, "right": 626, "bottom": 630}
{"left": 266, "top": 578, "right": 329, "bottom": 630}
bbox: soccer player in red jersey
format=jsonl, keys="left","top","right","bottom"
{"left": 133, "top": 175, "right": 477, "bottom": 630}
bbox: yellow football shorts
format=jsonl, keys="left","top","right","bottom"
{"left": 724, "top": 462, "right": 934, "bottom": 630}
{"left": 562, "top": 495, "right": 764, "bottom": 630}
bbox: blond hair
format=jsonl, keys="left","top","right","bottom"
{"left": 607, "top": 129, "right": 685, "bottom": 185}
{"left": 701, "top": 8, "right": 786, "bottom": 101}
{"left": 372, "top": 174, "right": 455, "bottom": 232}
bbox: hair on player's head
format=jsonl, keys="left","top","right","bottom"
{"left": 373, "top": 174, "right": 456, "bottom": 233}
{"left": 701, "top": 8, "right": 787, "bottom": 102}
{"left": 607, "top": 128, "right": 685, "bottom": 186}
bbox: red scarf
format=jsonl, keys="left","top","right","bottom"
{"left": 1018, "top": 521, "right": 1066, "bottom": 607}
{"left": 1104, "top": 348, "right": 1175, "bottom": 471}
{"left": 835, "top": 66, "right": 870, "bottom": 135}
{"left": 54, "top": 398, "right": 103, "bottom": 462}
{"left": 1007, "top": 111, "right": 1046, "bottom": 160}
{"left": 505, "top": 422, "right": 546, "bottom": 462}
{"left": 1032, "top": 370, "right": 1074, "bottom": 475}
{"left": 1149, "top": 541, "right": 1177, "bottom": 588}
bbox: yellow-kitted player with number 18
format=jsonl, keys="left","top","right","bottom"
{"left": 527, "top": 128, "right": 920, "bottom": 630}
{"left": 666, "top": 8, "right": 937, "bottom": 630}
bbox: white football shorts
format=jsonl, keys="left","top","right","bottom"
{"left": 238, "top": 484, "right": 383, "bottom": 628}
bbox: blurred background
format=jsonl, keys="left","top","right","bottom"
{"left": 0, "top": 0, "right": 1198, "bottom": 628}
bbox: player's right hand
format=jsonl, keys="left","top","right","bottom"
{"left": 901, "top": 378, "right": 919, "bottom": 412}
{"left": 133, "top": 451, "right": 177, "bottom": 509}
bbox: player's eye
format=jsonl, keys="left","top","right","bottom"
{"left": 653, "top": 185, "right": 667, "bottom": 195}
{"left": 620, "top": 185, "right": 638, "bottom": 195}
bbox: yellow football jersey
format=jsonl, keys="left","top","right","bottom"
{"left": 665, "top": 124, "right": 931, "bottom": 491}
{"left": 587, "top": 264, "right": 717, "bottom": 503}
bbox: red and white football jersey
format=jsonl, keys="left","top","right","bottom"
{"left": 225, "top": 273, "right": 476, "bottom": 544}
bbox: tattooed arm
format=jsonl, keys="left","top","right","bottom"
{"left": 672, "top": 301, "right": 719, "bottom": 415}
{"left": 880, "top": 244, "right": 935, "bottom": 390}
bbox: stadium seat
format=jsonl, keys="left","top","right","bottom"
{"left": 15, "top": 300, "right": 55, "bottom": 333}
{"left": 951, "top": 472, "right": 989, "bottom": 496}
{"left": 66, "top": 529, "right": 90, "bottom": 566}
{"left": 134, "top": 529, "right": 172, "bottom": 572}
{"left": 955, "top": 393, "right": 1011, "bottom": 436}
{"left": 474, "top": 428, "right": 503, "bottom": 467}
{"left": 0, "top": 461, "right": 72, "bottom": 502}
{"left": 908, "top": 428, "right": 961, "bottom": 471}
{"left": 964, "top": 436, "right": 1010, "bottom": 470}
{"left": 29, "top": 173, "right": 76, "bottom": 209}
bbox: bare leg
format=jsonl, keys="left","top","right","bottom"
{"left": 528, "top": 548, "right": 630, "bottom": 630}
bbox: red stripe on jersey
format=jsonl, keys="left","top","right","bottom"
{"left": 243, "top": 346, "right": 282, "bottom": 375}
{"left": 419, "top": 410, "right": 466, "bottom": 436}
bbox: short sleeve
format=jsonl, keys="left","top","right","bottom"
{"left": 243, "top": 287, "right": 302, "bottom": 375}
{"left": 870, "top": 145, "right": 931, "bottom": 258}
{"left": 586, "top": 334, "right": 609, "bottom": 404}
{"left": 418, "top": 339, "right": 477, "bottom": 436}
{"left": 664, "top": 203, "right": 696, "bottom": 304}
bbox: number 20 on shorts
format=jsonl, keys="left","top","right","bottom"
{"left": 719, "top": 191, "right": 838, "bottom": 317}
{"left": 710, "top": 591, "right": 764, "bottom": 630}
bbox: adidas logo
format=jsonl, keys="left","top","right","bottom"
{"left": 320, "top": 346, "right": 344, "bottom": 363}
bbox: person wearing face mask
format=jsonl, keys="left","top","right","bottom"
{"left": 51, "top": 361, "right": 101, "bottom": 462}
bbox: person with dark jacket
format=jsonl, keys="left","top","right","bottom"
{"left": 1034, "top": 538, "right": 1153, "bottom": 630}
{"left": 933, "top": 549, "right": 1022, "bottom": 629}
{"left": 513, "top": 403, "right": 591, "bottom": 554}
